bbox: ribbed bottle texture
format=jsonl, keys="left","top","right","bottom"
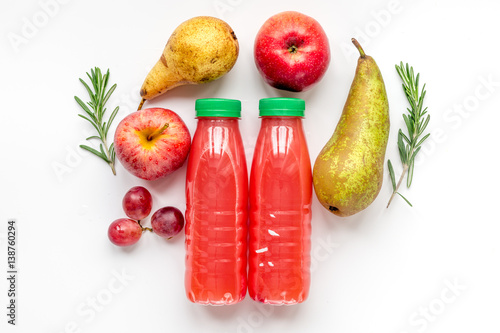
{"left": 185, "top": 101, "right": 247, "bottom": 305}
{"left": 248, "top": 112, "right": 312, "bottom": 305}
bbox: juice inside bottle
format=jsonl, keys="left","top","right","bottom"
{"left": 248, "top": 98, "right": 312, "bottom": 305}
{"left": 185, "top": 98, "right": 248, "bottom": 305}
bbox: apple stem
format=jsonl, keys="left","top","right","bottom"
{"left": 147, "top": 123, "right": 169, "bottom": 141}
{"left": 138, "top": 98, "right": 146, "bottom": 111}
{"left": 351, "top": 38, "right": 366, "bottom": 58}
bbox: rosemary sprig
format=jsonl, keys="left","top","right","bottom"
{"left": 387, "top": 62, "right": 430, "bottom": 208}
{"left": 75, "top": 67, "right": 119, "bottom": 175}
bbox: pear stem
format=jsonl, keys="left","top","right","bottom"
{"left": 351, "top": 38, "right": 366, "bottom": 58}
{"left": 138, "top": 98, "right": 146, "bottom": 111}
{"left": 147, "top": 123, "right": 169, "bottom": 141}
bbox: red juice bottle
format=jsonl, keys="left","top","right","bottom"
{"left": 248, "top": 98, "right": 312, "bottom": 305}
{"left": 185, "top": 98, "right": 248, "bottom": 305}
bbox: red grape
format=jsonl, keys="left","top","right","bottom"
{"left": 108, "top": 218, "right": 143, "bottom": 246}
{"left": 122, "top": 186, "right": 153, "bottom": 220}
{"left": 151, "top": 206, "right": 184, "bottom": 239}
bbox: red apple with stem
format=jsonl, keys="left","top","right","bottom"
{"left": 254, "top": 11, "right": 331, "bottom": 92}
{"left": 114, "top": 108, "right": 191, "bottom": 181}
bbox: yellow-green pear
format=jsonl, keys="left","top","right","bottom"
{"left": 139, "top": 16, "right": 239, "bottom": 108}
{"left": 313, "top": 38, "right": 390, "bottom": 217}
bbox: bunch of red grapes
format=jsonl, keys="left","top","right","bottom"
{"left": 108, "top": 186, "right": 184, "bottom": 246}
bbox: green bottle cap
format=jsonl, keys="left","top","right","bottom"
{"left": 259, "top": 97, "right": 305, "bottom": 117}
{"left": 195, "top": 98, "right": 241, "bottom": 117}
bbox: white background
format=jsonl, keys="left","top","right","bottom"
{"left": 1, "top": 0, "right": 500, "bottom": 332}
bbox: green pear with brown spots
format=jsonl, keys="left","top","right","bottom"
{"left": 313, "top": 38, "right": 390, "bottom": 217}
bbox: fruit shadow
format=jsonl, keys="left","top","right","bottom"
{"left": 312, "top": 196, "right": 367, "bottom": 233}
{"left": 187, "top": 297, "right": 242, "bottom": 320}
{"left": 256, "top": 75, "right": 324, "bottom": 102}
{"left": 139, "top": 75, "right": 233, "bottom": 113}
{"left": 195, "top": 295, "right": 303, "bottom": 324}
{"left": 110, "top": 241, "right": 139, "bottom": 254}
{"left": 146, "top": 163, "right": 188, "bottom": 197}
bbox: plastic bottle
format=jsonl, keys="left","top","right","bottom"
{"left": 185, "top": 98, "right": 248, "bottom": 305}
{"left": 248, "top": 97, "right": 313, "bottom": 305}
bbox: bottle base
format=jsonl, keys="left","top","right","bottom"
{"left": 187, "top": 292, "right": 245, "bottom": 306}
{"left": 250, "top": 294, "right": 307, "bottom": 305}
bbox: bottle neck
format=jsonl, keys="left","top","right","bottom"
{"left": 260, "top": 116, "right": 303, "bottom": 126}
{"left": 197, "top": 117, "right": 240, "bottom": 122}
{"left": 196, "top": 117, "right": 241, "bottom": 131}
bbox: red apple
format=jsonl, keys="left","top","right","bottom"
{"left": 254, "top": 11, "right": 331, "bottom": 92}
{"left": 114, "top": 108, "right": 191, "bottom": 181}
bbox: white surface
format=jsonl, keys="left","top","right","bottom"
{"left": 1, "top": 0, "right": 500, "bottom": 332}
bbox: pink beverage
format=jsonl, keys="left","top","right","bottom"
{"left": 185, "top": 98, "right": 248, "bottom": 305}
{"left": 249, "top": 98, "right": 312, "bottom": 304}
